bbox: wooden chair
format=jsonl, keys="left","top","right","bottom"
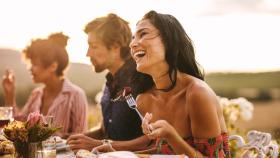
{"left": 229, "top": 130, "right": 279, "bottom": 158}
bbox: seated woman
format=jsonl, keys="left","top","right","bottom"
{"left": 129, "top": 11, "right": 230, "bottom": 158}
{"left": 2, "top": 32, "right": 88, "bottom": 137}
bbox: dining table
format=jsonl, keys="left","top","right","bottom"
{"left": 57, "top": 149, "right": 188, "bottom": 158}
{"left": 57, "top": 149, "right": 75, "bottom": 158}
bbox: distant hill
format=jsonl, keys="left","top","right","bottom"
{"left": 206, "top": 72, "right": 280, "bottom": 90}
{"left": 205, "top": 71, "right": 280, "bottom": 100}
{"left": 0, "top": 48, "right": 106, "bottom": 105}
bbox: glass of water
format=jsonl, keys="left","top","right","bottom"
{"left": 36, "top": 140, "right": 56, "bottom": 158}
{"left": 36, "top": 150, "right": 56, "bottom": 158}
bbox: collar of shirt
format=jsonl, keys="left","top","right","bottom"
{"left": 32, "top": 78, "right": 73, "bottom": 95}
{"left": 105, "top": 58, "right": 136, "bottom": 98}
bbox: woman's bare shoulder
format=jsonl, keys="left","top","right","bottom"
{"left": 185, "top": 78, "right": 222, "bottom": 136}
{"left": 136, "top": 89, "right": 155, "bottom": 109}
{"left": 185, "top": 78, "right": 218, "bottom": 111}
{"left": 136, "top": 89, "right": 154, "bottom": 102}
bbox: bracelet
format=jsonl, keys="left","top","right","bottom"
{"left": 102, "top": 139, "right": 114, "bottom": 150}
{"left": 102, "top": 139, "right": 113, "bottom": 144}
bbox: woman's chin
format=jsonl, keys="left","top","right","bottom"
{"left": 136, "top": 65, "right": 149, "bottom": 74}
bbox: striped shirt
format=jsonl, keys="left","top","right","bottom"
{"left": 14, "top": 79, "right": 88, "bottom": 136}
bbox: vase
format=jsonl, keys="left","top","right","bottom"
{"left": 16, "top": 142, "right": 43, "bottom": 158}
{"left": 14, "top": 142, "right": 28, "bottom": 158}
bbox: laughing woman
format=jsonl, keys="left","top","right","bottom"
{"left": 2, "top": 33, "right": 88, "bottom": 137}
{"left": 130, "top": 11, "right": 230, "bottom": 158}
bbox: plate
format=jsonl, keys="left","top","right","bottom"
{"left": 55, "top": 139, "right": 67, "bottom": 147}
{"left": 56, "top": 144, "right": 70, "bottom": 152}
{"left": 55, "top": 139, "right": 70, "bottom": 151}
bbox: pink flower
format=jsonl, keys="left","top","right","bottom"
{"left": 27, "top": 111, "right": 45, "bottom": 127}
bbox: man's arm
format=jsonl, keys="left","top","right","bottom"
{"left": 85, "top": 122, "right": 105, "bottom": 139}
{"left": 68, "top": 131, "right": 153, "bottom": 152}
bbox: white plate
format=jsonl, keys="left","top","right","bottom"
{"left": 55, "top": 139, "right": 67, "bottom": 147}
{"left": 52, "top": 139, "right": 70, "bottom": 151}
{"left": 56, "top": 143, "right": 70, "bottom": 152}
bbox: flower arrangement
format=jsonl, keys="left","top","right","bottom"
{"left": 219, "top": 96, "right": 254, "bottom": 134}
{"left": 219, "top": 97, "right": 254, "bottom": 157}
{"left": 3, "top": 112, "right": 60, "bottom": 158}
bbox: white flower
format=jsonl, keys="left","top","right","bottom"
{"left": 228, "top": 108, "right": 239, "bottom": 122}
{"left": 231, "top": 97, "right": 254, "bottom": 121}
{"left": 240, "top": 109, "right": 253, "bottom": 121}
{"left": 219, "top": 96, "right": 254, "bottom": 122}
{"left": 218, "top": 96, "right": 230, "bottom": 108}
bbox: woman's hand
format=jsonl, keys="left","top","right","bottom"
{"left": 142, "top": 113, "right": 153, "bottom": 135}
{"left": 2, "top": 70, "right": 15, "bottom": 105}
{"left": 142, "top": 113, "right": 177, "bottom": 140}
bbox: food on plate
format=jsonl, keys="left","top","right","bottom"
{"left": 0, "top": 155, "right": 14, "bottom": 158}
{"left": 99, "top": 151, "right": 138, "bottom": 158}
{"left": 0, "top": 136, "right": 7, "bottom": 142}
{"left": 45, "top": 136, "right": 63, "bottom": 144}
{"left": 76, "top": 149, "right": 97, "bottom": 158}
{"left": 0, "top": 138, "right": 15, "bottom": 156}
{"left": 111, "top": 86, "right": 133, "bottom": 102}
{"left": 122, "top": 87, "right": 132, "bottom": 96}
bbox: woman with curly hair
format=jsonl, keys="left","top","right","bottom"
{"left": 2, "top": 33, "right": 88, "bottom": 137}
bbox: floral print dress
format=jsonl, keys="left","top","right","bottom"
{"left": 156, "top": 133, "right": 231, "bottom": 158}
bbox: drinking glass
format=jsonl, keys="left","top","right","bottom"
{"left": 0, "top": 106, "right": 13, "bottom": 129}
{"left": 36, "top": 150, "right": 56, "bottom": 158}
{"left": 36, "top": 140, "right": 56, "bottom": 158}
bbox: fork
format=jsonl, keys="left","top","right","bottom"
{"left": 125, "top": 94, "right": 144, "bottom": 120}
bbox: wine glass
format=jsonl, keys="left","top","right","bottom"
{"left": 0, "top": 106, "right": 13, "bottom": 133}
{"left": 0, "top": 107, "right": 13, "bottom": 127}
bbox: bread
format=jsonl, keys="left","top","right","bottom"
{"left": 0, "top": 136, "right": 7, "bottom": 142}
{"left": 76, "top": 149, "right": 97, "bottom": 158}
{"left": 0, "top": 140, "right": 15, "bottom": 155}
{"left": 0, "top": 154, "right": 14, "bottom": 158}
{"left": 99, "top": 151, "right": 138, "bottom": 158}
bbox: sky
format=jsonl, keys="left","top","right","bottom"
{"left": 1, "top": 0, "right": 280, "bottom": 72}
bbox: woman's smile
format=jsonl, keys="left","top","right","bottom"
{"left": 133, "top": 51, "right": 146, "bottom": 63}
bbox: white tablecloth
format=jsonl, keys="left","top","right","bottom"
{"left": 57, "top": 150, "right": 188, "bottom": 158}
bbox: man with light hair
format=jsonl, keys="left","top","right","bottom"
{"left": 67, "top": 13, "right": 153, "bottom": 152}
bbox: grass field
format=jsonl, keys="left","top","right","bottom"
{"left": 206, "top": 72, "right": 280, "bottom": 90}
{"left": 205, "top": 72, "right": 280, "bottom": 100}
{"left": 236, "top": 100, "right": 280, "bottom": 139}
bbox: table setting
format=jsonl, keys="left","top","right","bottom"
{"left": 0, "top": 107, "right": 187, "bottom": 158}
{"left": 0, "top": 110, "right": 60, "bottom": 158}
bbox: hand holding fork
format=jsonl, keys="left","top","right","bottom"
{"left": 124, "top": 91, "right": 153, "bottom": 134}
